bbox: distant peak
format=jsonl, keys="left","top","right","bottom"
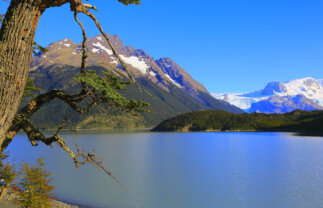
{"left": 158, "top": 57, "right": 173, "bottom": 62}
{"left": 58, "top": 38, "right": 75, "bottom": 44}
{"left": 47, "top": 38, "right": 76, "bottom": 49}
{"left": 93, "top": 33, "right": 121, "bottom": 41}
{"left": 262, "top": 81, "right": 286, "bottom": 95}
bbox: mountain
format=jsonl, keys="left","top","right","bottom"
{"left": 213, "top": 77, "right": 323, "bottom": 113}
{"left": 29, "top": 34, "right": 242, "bottom": 129}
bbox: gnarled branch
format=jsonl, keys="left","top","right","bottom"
{"left": 1, "top": 0, "right": 145, "bottom": 186}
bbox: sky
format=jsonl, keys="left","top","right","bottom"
{"left": 1, "top": 0, "right": 323, "bottom": 93}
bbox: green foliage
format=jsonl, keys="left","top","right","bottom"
{"left": 33, "top": 42, "right": 48, "bottom": 56}
{"left": 0, "top": 152, "right": 17, "bottom": 195}
{"left": 14, "top": 158, "right": 54, "bottom": 208}
{"left": 153, "top": 110, "right": 323, "bottom": 132}
{"left": 118, "top": 0, "right": 141, "bottom": 5}
{"left": 0, "top": 154, "right": 55, "bottom": 206}
{"left": 23, "top": 78, "right": 40, "bottom": 99}
{"left": 74, "top": 70, "right": 149, "bottom": 115}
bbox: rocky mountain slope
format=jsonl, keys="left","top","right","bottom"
{"left": 29, "top": 34, "right": 242, "bottom": 129}
{"left": 213, "top": 77, "right": 323, "bottom": 113}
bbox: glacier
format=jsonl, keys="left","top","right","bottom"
{"left": 213, "top": 77, "right": 323, "bottom": 113}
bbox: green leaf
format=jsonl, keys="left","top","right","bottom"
{"left": 73, "top": 70, "right": 149, "bottom": 115}
{"left": 33, "top": 42, "right": 48, "bottom": 56}
{"left": 23, "top": 78, "right": 40, "bottom": 99}
{"left": 118, "top": 0, "right": 141, "bottom": 6}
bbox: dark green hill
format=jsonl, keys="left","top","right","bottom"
{"left": 152, "top": 110, "right": 323, "bottom": 133}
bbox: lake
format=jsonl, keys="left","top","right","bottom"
{"left": 6, "top": 132, "right": 323, "bottom": 208}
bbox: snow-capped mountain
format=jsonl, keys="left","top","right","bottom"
{"left": 213, "top": 77, "right": 323, "bottom": 113}
{"left": 29, "top": 34, "right": 242, "bottom": 128}
{"left": 31, "top": 34, "right": 230, "bottom": 107}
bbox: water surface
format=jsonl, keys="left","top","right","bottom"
{"left": 7, "top": 132, "right": 323, "bottom": 208}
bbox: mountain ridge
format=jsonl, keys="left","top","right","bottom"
{"left": 29, "top": 34, "right": 242, "bottom": 129}
{"left": 213, "top": 77, "right": 323, "bottom": 113}
{"left": 31, "top": 34, "right": 232, "bottom": 106}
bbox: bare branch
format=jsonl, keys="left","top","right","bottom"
{"left": 74, "top": 11, "right": 88, "bottom": 74}
{"left": 18, "top": 89, "right": 93, "bottom": 119}
{"left": 13, "top": 116, "right": 123, "bottom": 186}
{"left": 1, "top": 0, "right": 147, "bottom": 188}
{"left": 73, "top": 143, "right": 124, "bottom": 187}
{"left": 80, "top": 8, "right": 142, "bottom": 91}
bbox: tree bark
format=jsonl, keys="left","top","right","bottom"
{"left": 0, "top": 0, "right": 44, "bottom": 145}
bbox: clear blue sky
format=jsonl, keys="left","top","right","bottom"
{"left": 1, "top": 0, "right": 323, "bottom": 93}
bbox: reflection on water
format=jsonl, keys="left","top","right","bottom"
{"left": 7, "top": 132, "right": 323, "bottom": 208}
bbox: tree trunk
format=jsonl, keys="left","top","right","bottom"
{"left": 0, "top": 185, "right": 8, "bottom": 201}
{"left": 0, "top": 0, "right": 44, "bottom": 145}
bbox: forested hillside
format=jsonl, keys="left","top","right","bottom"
{"left": 153, "top": 110, "right": 323, "bottom": 132}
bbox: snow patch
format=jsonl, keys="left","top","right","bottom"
{"left": 119, "top": 55, "right": 149, "bottom": 74}
{"left": 97, "top": 36, "right": 102, "bottom": 41}
{"left": 110, "top": 60, "right": 119, "bottom": 65}
{"left": 282, "top": 77, "right": 323, "bottom": 105}
{"left": 149, "top": 71, "right": 157, "bottom": 77}
{"left": 319, "top": 79, "right": 323, "bottom": 87}
{"left": 91, "top": 48, "right": 100, "bottom": 53}
{"left": 109, "top": 56, "right": 118, "bottom": 65}
{"left": 213, "top": 93, "right": 269, "bottom": 110}
{"left": 164, "top": 74, "right": 182, "bottom": 88}
{"left": 64, "top": 44, "right": 70, "bottom": 47}
{"left": 92, "top": 42, "right": 113, "bottom": 55}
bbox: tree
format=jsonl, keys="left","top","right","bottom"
{"left": 0, "top": 151, "right": 17, "bottom": 201}
{"left": 0, "top": 0, "right": 142, "bottom": 146}
{"left": 14, "top": 158, "right": 54, "bottom": 208}
{"left": 0, "top": 0, "right": 148, "bottom": 181}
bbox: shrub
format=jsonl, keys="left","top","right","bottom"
{"left": 14, "top": 158, "right": 55, "bottom": 208}
{"left": 0, "top": 152, "right": 17, "bottom": 200}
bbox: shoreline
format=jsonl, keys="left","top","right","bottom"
{"left": 0, "top": 189, "right": 81, "bottom": 208}
{"left": 16, "top": 128, "right": 323, "bottom": 137}
{"left": 16, "top": 128, "right": 152, "bottom": 135}
{"left": 151, "top": 129, "right": 323, "bottom": 137}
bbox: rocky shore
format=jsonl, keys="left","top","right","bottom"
{"left": 0, "top": 189, "right": 80, "bottom": 208}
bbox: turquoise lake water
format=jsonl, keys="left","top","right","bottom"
{"left": 7, "top": 132, "right": 323, "bottom": 208}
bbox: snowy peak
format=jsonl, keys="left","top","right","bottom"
{"left": 242, "top": 81, "right": 287, "bottom": 97}
{"left": 213, "top": 77, "right": 323, "bottom": 113}
{"left": 50, "top": 38, "right": 76, "bottom": 48}
{"left": 248, "top": 94, "right": 323, "bottom": 113}
{"left": 262, "top": 81, "right": 287, "bottom": 95}
{"left": 283, "top": 77, "right": 322, "bottom": 100}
